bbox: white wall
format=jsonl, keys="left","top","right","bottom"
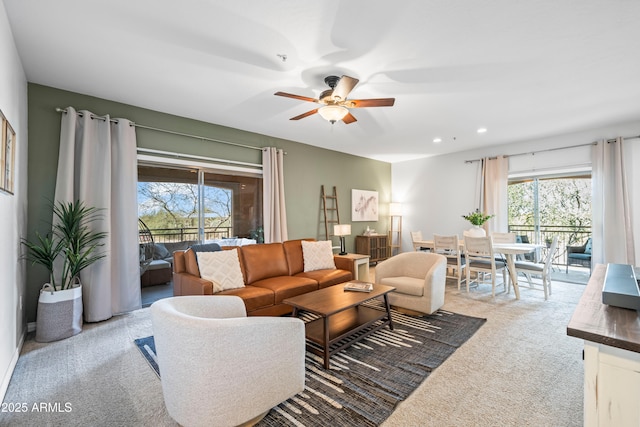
{"left": 0, "top": 0, "right": 28, "bottom": 401}
{"left": 393, "top": 121, "right": 640, "bottom": 253}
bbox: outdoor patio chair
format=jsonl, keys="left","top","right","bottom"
{"left": 566, "top": 237, "right": 592, "bottom": 274}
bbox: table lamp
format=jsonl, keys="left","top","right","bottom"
{"left": 333, "top": 224, "right": 352, "bottom": 255}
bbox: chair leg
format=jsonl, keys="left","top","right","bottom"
{"left": 491, "top": 272, "right": 496, "bottom": 297}
{"left": 525, "top": 273, "right": 533, "bottom": 286}
{"left": 466, "top": 268, "right": 471, "bottom": 293}
{"left": 502, "top": 269, "right": 507, "bottom": 293}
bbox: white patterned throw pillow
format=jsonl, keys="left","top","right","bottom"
{"left": 196, "top": 249, "right": 245, "bottom": 292}
{"left": 301, "top": 240, "right": 336, "bottom": 272}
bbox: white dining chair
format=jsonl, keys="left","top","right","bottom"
{"left": 464, "top": 236, "right": 508, "bottom": 297}
{"left": 411, "top": 231, "right": 429, "bottom": 251}
{"left": 491, "top": 232, "right": 516, "bottom": 243}
{"left": 511, "top": 236, "right": 558, "bottom": 300}
{"left": 433, "top": 234, "right": 467, "bottom": 291}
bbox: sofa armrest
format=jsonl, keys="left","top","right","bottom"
{"left": 333, "top": 255, "right": 357, "bottom": 273}
{"left": 422, "top": 255, "right": 447, "bottom": 292}
{"left": 173, "top": 272, "right": 214, "bottom": 296}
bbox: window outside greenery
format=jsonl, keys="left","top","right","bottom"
{"left": 508, "top": 177, "right": 591, "bottom": 247}
{"left": 137, "top": 165, "right": 261, "bottom": 243}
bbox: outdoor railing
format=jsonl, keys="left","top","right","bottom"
{"left": 507, "top": 224, "right": 591, "bottom": 267}
{"left": 148, "top": 226, "right": 232, "bottom": 243}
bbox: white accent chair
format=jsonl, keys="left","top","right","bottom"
{"left": 433, "top": 234, "right": 467, "bottom": 291}
{"left": 151, "top": 295, "right": 305, "bottom": 427}
{"left": 374, "top": 252, "right": 447, "bottom": 314}
{"left": 512, "top": 236, "right": 558, "bottom": 300}
{"left": 464, "top": 236, "right": 508, "bottom": 297}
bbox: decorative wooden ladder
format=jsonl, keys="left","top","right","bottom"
{"left": 321, "top": 185, "right": 340, "bottom": 240}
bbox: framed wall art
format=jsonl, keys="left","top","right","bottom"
{"left": 1, "top": 110, "right": 16, "bottom": 194}
{"left": 351, "top": 189, "right": 378, "bottom": 221}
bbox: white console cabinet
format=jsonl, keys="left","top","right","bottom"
{"left": 583, "top": 341, "right": 640, "bottom": 426}
{"left": 568, "top": 264, "right": 640, "bottom": 427}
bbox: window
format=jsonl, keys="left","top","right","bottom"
{"left": 138, "top": 165, "right": 262, "bottom": 243}
{"left": 508, "top": 174, "right": 591, "bottom": 265}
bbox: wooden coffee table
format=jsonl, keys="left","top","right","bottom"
{"left": 283, "top": 281, "right": 395, "bottom": 369}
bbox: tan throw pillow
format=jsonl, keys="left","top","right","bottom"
{"left": 301, "top": 240, "right": 336, "bottom": 272}
{"left": 196, "top": 249, "right": 245, "bottom": 291}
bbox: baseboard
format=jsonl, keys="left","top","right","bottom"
{"left": 0, "top": 328, "right": 26, "bottom": 403}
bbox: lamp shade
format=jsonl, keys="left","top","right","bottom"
{"left": 389, "top": 202, "right": 403, "bottom": 216}
{"left": 333, "top": 224, "right": 352, "bottom": 236}
{"left": 318, "top": 105, "right": 348, "bottom": 123}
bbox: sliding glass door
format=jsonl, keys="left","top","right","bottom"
{"left": 508, "top": 174, "right": 591, "bottom": 266}
{"left": 138, "top": 165, "right": 262, "bottom": 244}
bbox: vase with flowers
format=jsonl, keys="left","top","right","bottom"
{"left": 462, "top": 209, "right": 494, "bottom": 237}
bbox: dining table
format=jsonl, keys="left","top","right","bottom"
{"left": 492, "top": 242, "right": 543, "bottom": 300}
{"left": 418, "top": 239, "right": 542, "bottom": 300}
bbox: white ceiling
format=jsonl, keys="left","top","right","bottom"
{"left": 5, "top": 0, "right": 640, "bottom": 163}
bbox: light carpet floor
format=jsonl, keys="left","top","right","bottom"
{"left": 1, "top": 277, "right": 585, "bottom": 426}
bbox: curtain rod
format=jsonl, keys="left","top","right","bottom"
{"left": 464, "top": 135, "right": 640, "bottom": 164}
{"left": 55, "top": 107, "right": 265, "bottom": 152}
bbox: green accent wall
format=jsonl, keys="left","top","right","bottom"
{"left": 26, "top": 83, "right": 391, "bottom": 322}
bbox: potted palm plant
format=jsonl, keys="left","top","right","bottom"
{"left": 22, "top": 200, "right": 107, "bottom": 342}
{"left": 462, "top": 209, "right": 494, "bottom": 237}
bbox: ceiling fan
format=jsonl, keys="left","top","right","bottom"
{"left": 274, "top": 75, "right": 395, "bottom": 124}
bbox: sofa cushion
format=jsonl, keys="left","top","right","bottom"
{"left": 147, "top": 259, "right": 171, "bottom": 271}
{"left": 250, "top": 276, "right": 318, "bottom": 304}
{"left": 295, "top": 269, "right": 352, "bottom": 289}
{"left": 153, "top": 243, "right": 170, "bottom": 260}
{"left": 240, "top": 243, "right": 289, "bottom": 284}
{"left": 191, "top": 243, "right": 223, "bottom": 253}
{"left": 196, "top": 249, "right": 245, "bottom": 292}
{"left": 283, "top": 239, "right": 311, "bottom": 275}
{"left": 183, "top": 249, "right": 201, "bottom": 277}
{"left": 164, "top": 240, "right": 197, "bottom": 254}
{"left": 569, "top": 253, "right": 591, "bottom": 260}
{"left": 379, "top": 276, "right": 425, "bottom": 297}
{"left": 215, "top": 285, "right": 275, "bottom": 312}
{"left": 583, "top": 239, "right": 592, "bottom": 255}
{"left": 301, "top": 240, "right": 336, "bottom": 272}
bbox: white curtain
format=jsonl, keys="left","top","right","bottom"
{"left": 55, "top": 107, "right": 140, "bottom": 322}
{"left": 592, "top": 138, "right": 635, "bottom": 266}
{"left": 482, "top": 155, "right": 509, "bottom": 234}
{"left": 262, "top": 147, "right": 288, "bottom": 243}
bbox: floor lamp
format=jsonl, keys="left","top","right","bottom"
{"left": 389, "top": 203, "right": 402, "bottom": 256}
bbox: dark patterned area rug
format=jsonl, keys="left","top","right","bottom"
{"left": 135, "top": 304, "right": 485, "bottom": 427}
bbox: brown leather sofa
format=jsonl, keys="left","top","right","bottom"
{"left": 173, "top": 239, "right": 355, "bottom": 316}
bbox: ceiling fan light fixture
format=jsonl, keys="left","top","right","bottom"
{"left": 318, "top": 105, "right": 348, "bottom": 124}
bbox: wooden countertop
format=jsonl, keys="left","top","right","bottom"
{"left": 567, "top": 264, "right": 640, "bottom": 353}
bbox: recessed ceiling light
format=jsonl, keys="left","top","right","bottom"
{"left": 433, "top": 137, "right": 442, "bottom": 143}
{"left": 477, "top": 128, "right": 487, "bottom": 134}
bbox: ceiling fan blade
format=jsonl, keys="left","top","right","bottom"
{"left": 290, "top": 109, "right": 318, "bottom": 120}
{"left": 347, "top": 98, "right": 395, "bottom": 108}
{"left": 274, "top": 91, "right": 319, "bottom": 103}
{"left": 342, "top": 112, "right": 357, "bottom": 124}
{"left": 332, "top": 75, "right": 359, "bottom": 101}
